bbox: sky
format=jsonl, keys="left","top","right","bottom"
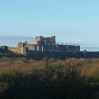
{"left": 0, "top": 0, "right": 99, "bottom": 51}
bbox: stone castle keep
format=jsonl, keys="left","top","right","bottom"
{"left": 8, "top": 36, "right": 80, "bottom": 56}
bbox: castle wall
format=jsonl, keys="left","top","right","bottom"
{"left": 8, "top": 47, "right": 22, "bottom": 54}
{"left": 66, "top": 45, "right": 80, "bottom": 52}
{"left": 25, "top": 44, "right": 35, "bottom": 51}
{"left": 8, "top": 47, "right": 18, "bottom": 53}
{"left": 51, "top": 36, "right": 56, "bottom": 45}
{"left": 8, "top": 36, "right": 80, "bottom": 56}
{"left": 3, "top": 46, "right": 8, "bottom": 50}
{"left": 20, "top": 47, "right": 29, "bottom": 56}
{"left": 35, "top": 44, "right": 80, "bottom": 52}
{"left": 76, "top": 46, "right": 80, "bottom": 52}
{"left": 36, "top": 45, "right": 42, "bottom": 51}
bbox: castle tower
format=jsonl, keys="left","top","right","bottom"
{"left": 35, "top": 36, "right": 56, "bottom": 45}
{"left": 17, "top": 42, "right": 24, "bottom": 48}
{"left": 35, "top": 36, "right": 43, "bottom": 45}
{"left": 51, "top": 36, "right": 56, "bottom": 45}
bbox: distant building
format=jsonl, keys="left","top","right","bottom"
{"left": 8, "top": 36, "right": 80, "bottom": 56}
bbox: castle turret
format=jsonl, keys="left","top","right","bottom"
{"left": 51, "top": 36, "right": 56, "bottom": 45}
{"left": 35, "top": 36, "right": 56, "bottom": 45}
{"left": 17, "top": 42, "right": 24, "bottom": 48}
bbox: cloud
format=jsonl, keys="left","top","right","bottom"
{"left": 0, "top": 36, "right": 35, "bottom": 47}
{"left": 0, "top": 36, "right": 34, "bottom": 41}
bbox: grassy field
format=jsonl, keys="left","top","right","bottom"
{"left": 0, "top": 57, "right": 99, "bottom": 99}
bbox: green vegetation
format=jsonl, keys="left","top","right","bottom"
{"left": 0, "top": 57, "right": 99, "bottom": 99}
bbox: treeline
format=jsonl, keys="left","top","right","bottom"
{"left": 0, "top": 60, "right": 99, "bottom": 99}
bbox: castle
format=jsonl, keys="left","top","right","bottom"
{"left": 8, "top": 36, "right": 80, "bottom": 56}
